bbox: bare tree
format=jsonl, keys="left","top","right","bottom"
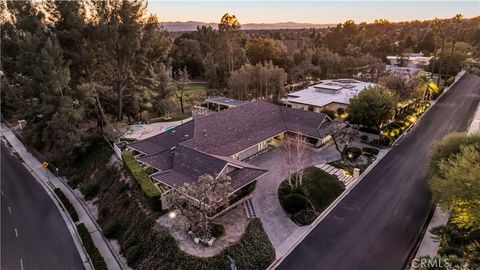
{"left": 329, "top": 123, "right": 359, "bottom": 163}
{"left": 281, "top": 132, "right": 312, "bottom": 190}
{"left": 168, "top": 174, "right": 231, "bottom": 238}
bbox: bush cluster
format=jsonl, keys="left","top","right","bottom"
{"left": 121, "top": 151, "right": 161, "bottom": 210}
{"left": 278, "top": 167, "right": 345, "bottom": 226}
{"left": 77, "top": 223, "right": 108, "bottom": 270}
{"left": 282, "top": 193, "right": 308, "bottom": 214}
{"left": 292, "top": 203, "right": 316, "bottom": 225}
{"left": 80, "top": 183, "right": 100, "bottom": 201}
{"left": 54, "top": 188, "right": 79, "bottom": 222}
{"left": 381, "top": 102, "right": 430, "bottom": 144}
{"left": 210, "top": 223, "right": 225, "bottom": 238}
{"left": 98, "top": 165, "right": 275, "bottom": 269}
{"left": 362, "top": 147, "right": 379, "bottom": 156}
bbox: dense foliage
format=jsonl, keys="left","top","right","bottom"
{"left": 121, "top": 150, "right": 161, "bottom": 209}
{"left": 96, "top": 167, "right": 275, "bottom": 269}
{"left": 427, "top": 133, "right": 480, "bottom": 229}
{"left": 1, "top": 1, "right": 478, "bottom": 166}
{"left": 278, "top": 167, "right": 345, "bottom": 225}
{"left": 348, "top": 86, "right": 396, "bottom": 128}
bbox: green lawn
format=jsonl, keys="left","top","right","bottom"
{"left": 278, "top": 167, "right": 345, "bottom": 225}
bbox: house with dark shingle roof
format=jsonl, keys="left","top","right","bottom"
{"left": 127, "top": 100, "right": 332, "bottom": 212}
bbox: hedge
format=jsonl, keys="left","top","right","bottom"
{"left": 76, "top": 223, "right": 108, "bottom": 270}
{"left": 121, "top": 151, "right": 161, "bottom": 209}
{"left": 362, "top": 147, "right": 379, "bottom": 156}
{"left": 54, "top": 188, "right": 79, "bottom": 222}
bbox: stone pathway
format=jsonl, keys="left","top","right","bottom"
{"left": 315, "top": 163, "right": 355, "bottom": 188}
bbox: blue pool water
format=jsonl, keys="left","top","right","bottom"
{"left": 163, "top": 125, "right": 178, "bottom": 132}
{"left": 131, "top": 124, "right": 144, "bottom": 131}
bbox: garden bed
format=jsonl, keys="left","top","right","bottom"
{"left": 97, "top": 167, "right": 275, "bottom": 270}
{"left": 278, "top": 167, "right": 345, "bottom": 225}
{"left": 380, "top": 102, "right": 431, "bottom": 146}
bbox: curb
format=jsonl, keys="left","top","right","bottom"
{"left": 0, "top": 135, "right": 93, "bottom": 270}
{"left": 268, "top": 71, "right": 468, "bottom": 269}
{"left": 1, "top": 125, "right": 127, "bottom": 270}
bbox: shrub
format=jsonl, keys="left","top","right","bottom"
{"left": 320, "top": 109, "right": 335, "bottom": 119}
{"left": 346, "top": 147, "right": 362, "bottom": 161}
{"left": 68, "top": 174, "right": 82, "bottom": 188}
{"left": 210, "top": 223, "right": 225, "bottom": 238}
{"left": 379, "top": 136, "right": 393, "bottom": 147}
{"left": 336, "top": 107, "right": 345, "bottom": 116}
{"left": 292, "top": 203, "right": 316, "bottom": 225}
{"left": 121, "top": 151, "right": 161, "bottom": 210}
{"left": 80, "top": 183, "right": 100, "bottom": 201}
{"left": 278, "top": 167, "right": 345, "bottom": 225}
{"left": 77, "top": 223, "right": 107, "bottom": 270}
{"left": 302, "top": 167, "right": 345, "bottom": 212}
{"left": 281, "top": 193, "right": 308, "bottom": 214}
{"left": 126, "top": 244, "right": 142, "bottom": 265}
{"left": 54, "top": 188, "right": 79, "bottom": 222}
{"left": 103, "top": 219, "right": 121, "bottom": 239}
{"left": 362, "top": 147, "right": 379, "bottom": 156}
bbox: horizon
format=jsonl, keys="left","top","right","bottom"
{"left": 149, "top": 1, "right": 480, "bottom": 25}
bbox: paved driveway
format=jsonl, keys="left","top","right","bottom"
{"left": 249, "top": 144, "right": 339, "bottom": 249}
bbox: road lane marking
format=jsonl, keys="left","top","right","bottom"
{"left": 20, "top": 258, "right": 24, "bottom": 270}
{"left": 14, "top": 228, "right": 19, "bottom": 238}
{"left": 8, "top": 206, "right": 12, "bottom": 214}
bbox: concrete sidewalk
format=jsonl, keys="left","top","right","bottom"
{"left": 1, "top": 124, "right": 127, "bottom": 270}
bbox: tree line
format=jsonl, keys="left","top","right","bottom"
{"left": 1, "top": 0, "right": 478, "bottom": 165}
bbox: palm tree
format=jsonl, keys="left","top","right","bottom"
{"left": 450, "top": 14, "right": 464, "bottom": 56}
{"left": 415, "top": 71, "right": 432, "bottom": 102}
{"left": 429, "top": 18, "right": 447, "bottom": 84}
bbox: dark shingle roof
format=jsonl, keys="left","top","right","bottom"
{"left": 130, "top": 100, "right": 329, "bottom": 191}
{"left": 151, "top": 145, "right": 267, "bottom": 190}
{"left": 183, "top": 101, "right": 287, "bottom": 156}
{"left": 137, "top": 149, "right": 174, "bottom": 171}
{"left": 281, "top": 106, "right": 329, "bottom": 139}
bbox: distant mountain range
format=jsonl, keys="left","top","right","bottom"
{"left": 160, "top": 21, "right": 334, "bottom": 32}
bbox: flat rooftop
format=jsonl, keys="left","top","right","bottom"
{"left": 286, "top": 79, "right": 373, "bottom": 107}
{"left": 205, "top": 96, "right": 249, "bottom": 107}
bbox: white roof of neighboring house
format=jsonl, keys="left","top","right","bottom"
{"left": 286, "top": 79, "right": 373, "bottom": 107}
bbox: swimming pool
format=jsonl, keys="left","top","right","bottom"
{"left": 131, "top": 124, "right": 144, "bottom": 131}
{"left": 163, "top": 125, "right": 178, "bottom": 132}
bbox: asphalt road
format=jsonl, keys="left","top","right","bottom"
{"left": 1, "top": 142, "right": 85, "bottom": 270}
{"left": 278, "top": 74, "right": 480, "bottom": 270}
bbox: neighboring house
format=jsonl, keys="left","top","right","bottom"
{"left": 283, "top": 79, "right": 373, "bottom": 113}
{"left": 386, "top": 53, "right": 432, "bottom": 77}
{"left": 127, "top": 101, "right": 332, "bottom": 213}
{"left": 204, "top": 96, "right": 249, "bottom": 112}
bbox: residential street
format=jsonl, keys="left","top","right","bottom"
{"left": 278, "top": 74, "right": 480, "bottom": 270}
{"left": 1, "top": 142, "right": 85, "bottom": 270}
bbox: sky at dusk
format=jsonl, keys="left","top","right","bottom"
{"left": 148, "top": 1, "right": 480, "bottom": 24}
